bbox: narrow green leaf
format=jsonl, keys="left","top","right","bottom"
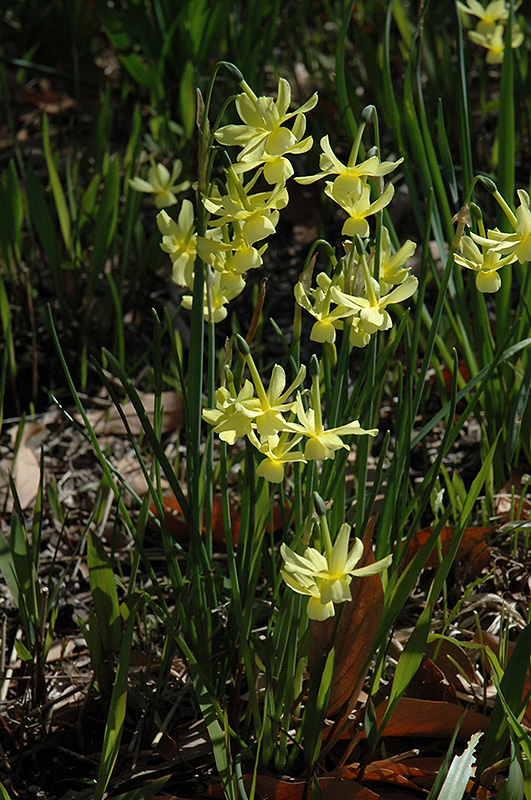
{"left": 88, "top": 530, "right": 122, "bottom": 654}
{"left": 506, "top": 353, "right": 531, "bottom": 463}
{"left": 477, "top": 621, "right": 531, "bottom": 773}
{"left": 25, "top": 162, "right": 62, "bottom": 276}
{"left": 42, "top": 112, "right": 71, "bottom": 252}
{"left": 110, "top": 776, "right": 170, "bottom": 800}
{"left": 179, "top": 60, "right": 196, "bottom": 141}
{"left": 93, "top": 595, "right": 142, "bottom": 800}
{"left": 92, "top": 157, "right": 120, "bottom": 279}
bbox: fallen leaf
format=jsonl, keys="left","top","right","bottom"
{"left": 150, "top": 494, "right": 285, "bottom": 548}
{"left": 23, "top": 81, "right": 75, "bottom": 113}
{"left": 0, "top": 421, "right": 44, "bottom": 512}
{"left": 405, "top": 655, "right": 457, "bottom": 702}
{"left": 495, "top": 469, "right": 531, "bottom": 520}
{"left": 403, "top": 525, "right": 491, "bottom": 575}
{"left": 205, "top": 774, "right": 379, "bottom": 799}
{"left": 373, "top": 698, "right": 489, "bottom": 741}
{"left": 309, "top": 517, "right": 385, "bottom": 718}
{"left": 79, "top": 390, "right": 184, "bottom": 435}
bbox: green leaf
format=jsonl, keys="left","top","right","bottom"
{"left": 110, "top": 777, "right": 171, "bottom": 800}
{"left": 14, "top": 638, "right": 33, "bottom": 662}
{"left": 42, "top": 112, "right": 71, "bottom": 252}
{"left": 179, "top": 60, "right": 196, "bottom": 140}
{"left": 477, "top": 620, "right": 531, "bottom": 773}
{"left": 437, "top": 732, "right": 483, "bottom": 800}
{"left": 87, "top": 530, "right": 122, "bottom": 654}
{"left": 25, "top": 162, "right": 62, "bottom": 276}
{"left": 93, "top": 595, "right": 142, "bottom": 800}
{"left": 92, "top": 157, "right": 120, "bottom": 278}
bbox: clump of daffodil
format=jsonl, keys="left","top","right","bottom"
{"left": 129, "top": 158, "right": 190, "bottom": 208}
{"left": 281, "top": 494, "right": 392, "bottom": 620}
{"left": 295, "top": 233, "right": 418, "bottom": 349}
{"left": 457, "top": 1, "right": 524, "bottom": 64}
{"left": 151, "top": 76, "right": 318, "bottom": 327}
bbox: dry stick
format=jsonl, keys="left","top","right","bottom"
{"left": 245, "top": 278, "right": 268, "bottom": 345}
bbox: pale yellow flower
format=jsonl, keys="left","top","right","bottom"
{"left": 285, "top": 392, "right": 377, "bottom": 460}
{"left": 326, "top": 181, "right": 395, "bottom": 239}
{"left": 129, "top": 159, "right": 190, "bottom": 208}
{"left": 331, "top": 275, "right": 418, "bottom": 334}
{"left": 454, "top": 235, "right": 516, "bottom": 292}
{"left": 475, "top": 190, "right": 531, "bottom": 264}
{"left": 281, "top": 523, "right": 392, "bottom": 620}
{"left": 203, "top": 182, "right": 288, "bottom": 246}
{"left": 181, "top": 269, "right": 244, "bottom": 326}
{"left": 157, "top": 201, "right": 196, "bottom": 287}
{"left": 249, "top": 432, "right": 307, "bottom": 483}
{"left": 376, "top": 227, "right": 417, "bottom": 293}
{"left": 202, "top": 380, "right": 257, "bottom": 444}
{"left": 215, "top": 77, "right": 318, "bottom": 168}
{"left": 239, "top": 362, "right": 306, "bottom": 437}
{"left": 294, "top": 272, "right": 356, "bottom": 344}
{"left": 457, "top": 0, "right": 508, "bottom": 33}
{"left": 468, "top": 22, "right": 523, "bottom": 63}
{"left": 296, "top": 135, "right": 403, "bottom": 198}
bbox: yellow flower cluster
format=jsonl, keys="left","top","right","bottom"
{"left": 455, "top": 184, "right": 531, "bottom": 292}
{"left": 202, "top": 345, "right": 377, "bottom": 483}
{"left": 148, "top": 77, "right": 317, "bottom": 322}
{"left": 457, "top": 0, "right": 523, "bottom": 63}
{"left": 293, "top": 129, "right": 418, "bottom": 349}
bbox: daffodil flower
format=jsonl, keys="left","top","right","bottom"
{"left": 203, "top": 182, "right": 288, "bottom": 246}
{"left": 182, "top": 269, "right": 244, "bottom": 326}
{"left": 215, "top": 77, "right": 318, "bottom": 165}
{"left": 157, "top": 201, "right": 197, "bottom": 287}
{"left": 330, "top": 275, "right": 418, "bottom": 335}
{"left": 454, "top": 235, "right": 516, "bottom": 292}
{"left": 325, "top": 181, "right": 395, "bottom": 239}
{"left": 376, "top": 227, "right": 417, "bottom": 293}
{"left": 473, "top": 190, "right": 531, "bottom": 265}
{"left": 296, "top": 134, "right": 403, "bottom": 198}
{"left": 238, "top": 344, "right": 306, "bottom": 436}
{"left": 294, "top": 272, "right": 357, "bottom": 343}
{"left": 248, "top": 431, "right": 307, "bottom": 483}
{"left": 285, "top": 377, "right": 377, "bottom": 461}
{"left": 129, "top": 159, "right": 190, "bottom": 208}
{"left": 202, "top": 380, "right": 257, "bottom": 444}
{"left": 467, "top": 22, "right": 523, "bottom": 63}
{"left": 457, "top": 0, "right": 508, "bottom": 33}
{"left": 232, "top": 113, "right": 314, "bottom": 184}
{"left": 281, "top": 522, "right": 392, "bottom": 620}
